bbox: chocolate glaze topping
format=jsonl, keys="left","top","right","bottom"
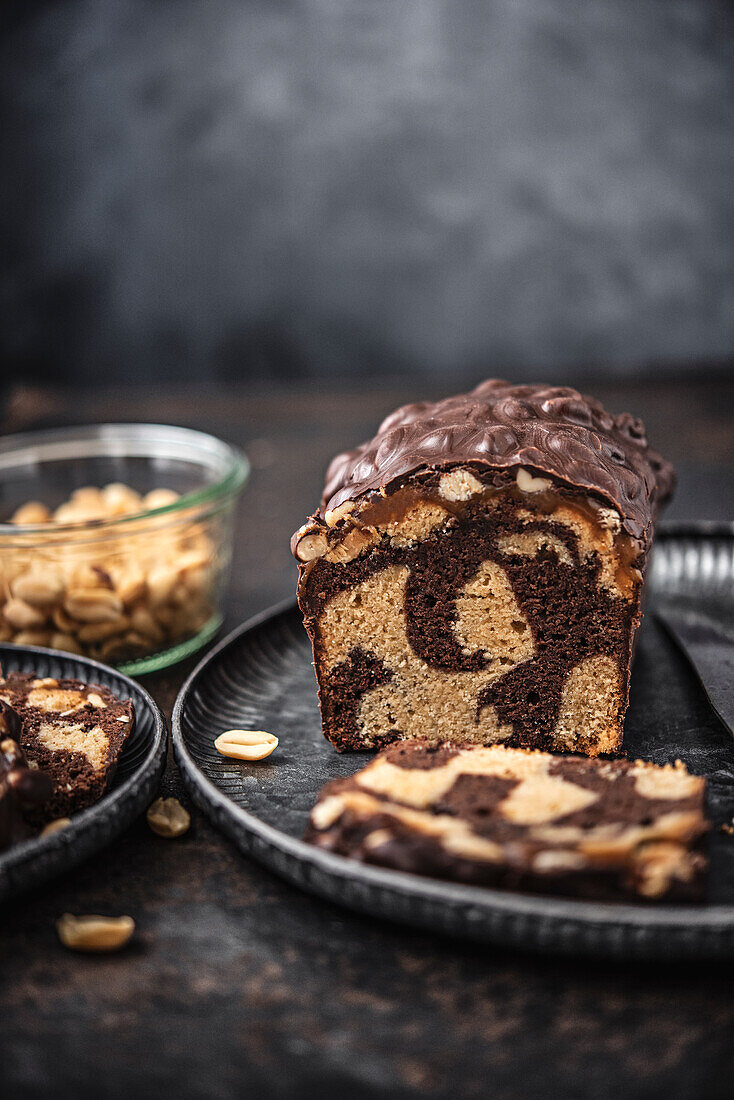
{"left": 319, "top": 380, "right": 674, "bottom": 543}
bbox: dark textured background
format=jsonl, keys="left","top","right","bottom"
{"left": 1, "top": 0, "right": 733, "bottom": 385}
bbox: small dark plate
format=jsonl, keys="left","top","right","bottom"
{"left": 0, "top": 645, "right": 166, "bottom": 901}
{"left": 172, "top": 533, "right": 734, "bottom": 959}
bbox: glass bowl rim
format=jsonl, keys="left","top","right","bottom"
{"left": 0, "top": 422, "right": 249, "bottom": 537}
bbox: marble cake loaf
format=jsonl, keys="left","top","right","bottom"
{"left": 0, "top": 673, "right": 135, "bottom": 820}
{"left": 292, "top": 380, "right": 674, "bottom": 755}
{"left": 306, "top": 742, "right": 709, "bottom": 901}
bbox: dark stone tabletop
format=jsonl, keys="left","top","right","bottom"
{"left": 2, "top": 376, "right": 734, "bottom": 1100}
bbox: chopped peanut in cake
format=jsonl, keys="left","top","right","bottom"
{"left": 0, "top": 673, "right": 135, "bottom": 821}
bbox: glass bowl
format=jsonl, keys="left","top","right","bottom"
{"left": 0, "top": 424, "right": 248, "bottom": 674}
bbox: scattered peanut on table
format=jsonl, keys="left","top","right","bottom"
{"left": 56, "top": 913, "right": 135, "bottom": 953}
{"left": 146, "top": 797, "right": 191, "bottom": 838}
{"left": 214, "top": 730, "right": 279, "bottom": 761}
{"left": 40, "top": 817, "right": 72, "bottom": 837}
{"left": 1, "top": 484, "right": 219, "bottom": 663}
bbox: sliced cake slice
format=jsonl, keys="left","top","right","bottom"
{"left": 0, "top": 703, "right": 53, "bottom": 848}
{"left": 305, "top": 741, "right": 709, "bottom": 901}
{"left": 0, "top": 673, "right": 135, "bottom": 819}
{"left": 292, "top": 380, "right": 674, "bottom": 755}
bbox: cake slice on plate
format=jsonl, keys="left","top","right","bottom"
{"left": 292, "top": 380, "right": 674, "bottom": 756}
{"left": 0, "top": 673, "right": 135, "bottom": 820}
{"left": 305, "top": 741, "right": 709, "bottom": 901}
{"left": 0, "top": 702, "right": 53, "bottom": 848}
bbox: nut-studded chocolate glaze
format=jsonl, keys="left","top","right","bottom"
{"left": 306, "top": 742, "right": 709, "bottom": 901}
{"left": 316, "top": 379, "right": 674, "bottom": 544}
{"left": 292, "top": 380, "right": 674, "bottom": 755}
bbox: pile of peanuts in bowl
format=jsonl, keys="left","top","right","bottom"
{"left": 1, "top": 483, "right": 220, "bottom": 664}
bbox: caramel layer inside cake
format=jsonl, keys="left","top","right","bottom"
{"left": 298, "top": 469, "right": 644, "bottom": 755}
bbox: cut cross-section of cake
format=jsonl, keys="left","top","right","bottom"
{"left": 0, "top": 704, "right": 53, "bottom": 849}
{"left": 292, "top": 380, "right": 674, "bottom": 755}
{"left": 305, "top": 742, "right": 709, "bottom": 901}
{"left": 0, "top": 673, "right": 135, "bottom": 820}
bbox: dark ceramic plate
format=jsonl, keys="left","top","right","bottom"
{"left": 172, "top": 531, "right": 734, "bottom": 959}
{"left": 0, "top": 645, "right": 166, "bottom": 901}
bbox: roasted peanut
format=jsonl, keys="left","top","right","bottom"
{"left": 181, "top": 566, "right": 211, "bottom": 600}
{"left": 295, "top": 531, "right": 328, "bottom": 562}
{"left": 110, "top": 563, "right": 146, "bottom": 605}
{"left": 516, "top": 467, "right": 552, "bottom": 493}
{"left": 324, "top": 500, "right": 356, "bottom": 527}
{"left": 52, "top": 606, "right": 78, "bottom": 634}
{"left": 146, "top": 564, "right": 178, "bottom": 607}
{"left": 11, "top": 570, "right": 64, "bottom": 607}
{"left": 54, "top": 501, "right": 104, "bottom": 524}
{"left": 143, "top": 488, "right": 180, "bottom": 510}
{"left": 146, "top": 797, "right": 190, "bottom": 838}
{"left": 56, "top": 913, "right": 135, "bottom": 953}
{"left": 12, "top": 630, "right": 53, "bottom": 647}
{"left": 41, "top": 817, "right": 72, "bottom": 837}
{"left": 102, "top": 483, "right": 142, "bottom": 515}
{"left": 128, "top": 606, "right": 164, "bottom": 643}
{"left": 64, "top": 588, "right": 124, "bottom": 623}
{"left": 122, "top": 630, "right": 153, "bottom": 652}
{"left": 5, "top": 482, "right": 220, "bottom": 663}
{"left": 50, "top": 633, "right": 84, "bottom": 655}
{"left": 4, "top": 598, "right": 47, "bottom": 630}
{"left": 11, "top": 501, "right": 52, "bottom": 525}
{"left": 77, "top": 618, "right": 129, "bottom": 643}
{"left": 70, "top": 487, "right": 105, "bottom": 508}
{"left": 72, "top": 563, "right": 114, "bottom": 590}
{"left": 214, "top": 729, "right": 279, "bottom": 761}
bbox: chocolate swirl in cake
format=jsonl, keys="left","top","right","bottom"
{"left": 308, "top": 498, "right": 634, "bottom": 753}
